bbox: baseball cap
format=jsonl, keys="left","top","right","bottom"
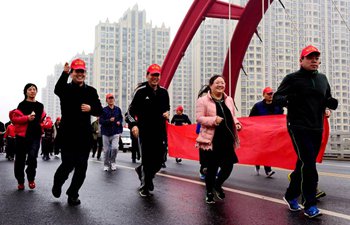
{"left": 263, "top": 87, "right": 273, "bottom": 94}
{"left": 70, "top": 58, "right": 86, "bottom": 70}
{"left": 176, "top": 105, "right": 184, "bottom": 111}
{"left": 106, "top": 93, "right": 114, "bottom": 100}
{"left": 147, "top": 64, "right": 161, "bottom": 75}
{"left": 300, "top": 45, "right": 320, "bottom": 58}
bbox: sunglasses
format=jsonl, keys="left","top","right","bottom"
{"left": 75, "top": 69, "right": 86, "bottom": 73}
{"left": 266, "top": 92, "right": 273, "bottom": 96}
{"left": 107, "top": 97, "right": 114, "bottom": 100}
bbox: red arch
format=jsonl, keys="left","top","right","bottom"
{"left": 160, "top": 0, "right": 274, "bottom": 97}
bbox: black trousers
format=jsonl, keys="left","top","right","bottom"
{"left": 14, "top": 136, "right": 41, "bottom": 184}
{"left": 130, "top": 135, "right": 140, "bottom": 160}
{"left": 53, "top": 149, "right": 90, "bottom": 198}
{"left": 6, "top": 137, "right": 15, "bottom": 159}
{"left": 285, "top": 126, "right": 322, "bottom": 209}
{"left": 205, "top": 150, "right": 234, "bottom": 193}
{"left": 255, "top": 165, "right": 272, "bottom": 174}
{"left": 91, "top": 136, "right": 103, "bottom": 158}
{"left": 138, "top": 136, "right": 166, "bottom": 190}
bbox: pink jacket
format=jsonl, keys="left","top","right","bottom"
{"left": 9, "top": 109, "right": 46, "bottom": 137}
{"left": 196, "top": 92, "right": 240, "bottom": 150}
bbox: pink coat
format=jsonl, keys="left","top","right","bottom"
{"left": 196, "top": 92, "right": 240, "bottom": 150}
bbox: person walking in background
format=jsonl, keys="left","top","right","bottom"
{"left": 41, "top": 116, "right": 54, "bottom": 161}
{"left": 126, "top": 63, "right": 170, "bottom": 197}
{"left": 171, "top": 105, "right": 192, "bottom": 163}
{"left": 9, "top": 83, "right": 46, "bottom": 190}
{"left": 53, "top": 117, "right": 62, "bottom": 158}
{"left": 0, "top": 121, "right": 5, "bottom": 154}
{"left": 274, "top": 45, "right": 338, "bottom": 218}
{"left": 4, "top": 122, "right": 16, "bottom": 161}
{"left": 52, "top": 59, "right": 102, "bottom": 206}
{"left": 91, "top": 117, "right": 103, "bottom": 160}
{"left": 249, "top": 87, "right": 283, "bottom": 177}
{"left": 196, "top": 75, "right": 242, "bottom": 204}
{"left": 99, "top": 93, "right": 123, "bottom": 171}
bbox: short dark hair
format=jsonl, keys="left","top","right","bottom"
{"left": 23, "top": 83, "right": 37, "bottom": 99}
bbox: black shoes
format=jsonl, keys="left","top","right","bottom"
{"left": 139, "top": 189, "right": 153, "bottom": 197}
{"left": 68, "top": 196, "right": 81, "bottom": 206}
{"left": 206, "top": 192, "right": 215, "bottom": 204}
{"left": 52, "top": 185, "right": 62, "bottom": 198}
{"left": 214, "top": 186, "right": 225, "bottom": 200}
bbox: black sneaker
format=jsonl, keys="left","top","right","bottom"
{"left": 68, "top": 196, "right": 81, "bottom": 206}
{"left": 139, "top": 189, "right": 153, "bottom": 197}
{"left": 175, "top": 158, "right": 182, "bottom": 163}
{"left": 214, "top": 186, "right": 225, "bottom": 200}
{"left": 206, "top": 192, "right": 215, "bottom": 204}
{"left": 52, "top": 185, "right": 62, "bottom": 198}
{"left": 161, "top": 163, "right": 166, "bottom": 168}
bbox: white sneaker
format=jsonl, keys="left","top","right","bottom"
{"left": 266, "top": 171, "right": 275, "bottom": 178}
{"left": 111, "top": 163, "right": 117, "bottom": 171}
{"left": 103, "top": 166, "right": 109, "bottom": 171}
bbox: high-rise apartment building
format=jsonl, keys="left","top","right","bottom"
{"left": 93, "top": 5, "right": 170, "bottom": 111}
{"left": 238, "top": 0, "right": 350, "bottom": 153}
{"left": 170, "top": 18, "right": 235, "bottom": 121}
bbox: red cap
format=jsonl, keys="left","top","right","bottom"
{"left": 106, "top": 93, "right": 114, "bottom": 100}
{"left": 300, "top": 45, "right": 320, "bottom": 58}
{"left": 70, "top": 58, "right": 86, "bottom": 70}
{"left": 176, "top": 105, "right": 184, "bottom": 112}
{"left": 56, "top": 117, "right": 61, "bottom": 121}
{"left": 147, "top": 64, "right": 161, "bottom": 75}
{"left": 263, "top": 87, "right": 273, "bottom": 94}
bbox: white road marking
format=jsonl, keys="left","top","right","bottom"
{"left": 114, "top": 163, "right": 350, "bottom": 221}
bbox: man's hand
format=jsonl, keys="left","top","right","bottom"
{"left": 325, "top": 109, "right": 331, "bottom": 118}
{"left": 163, "top": 111, "right": 169, "bottom": 120}
{"left": 110, "top": 117, "right": 115, "bottom": 122}
{"left": 81, "top": 104, "right": 91, "bottom": 112}
{"left": 132, "top": 126, "right": 139, "bottom": 138}
{"left": 64, "top": 62, "right": 70, "bottom": 73}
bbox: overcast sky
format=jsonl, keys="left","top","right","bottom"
{"left": 0, "top": 0, "right": 195, "bottom": 122}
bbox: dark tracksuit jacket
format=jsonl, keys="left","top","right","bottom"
{"left": 53, "top": 71, "right": 102, "bottom": 198}
{"left": 126, "top": 82, "right": 170, "bottom": 190}
{"left": 273, "top": 67, "right": 337, "bottom": 209}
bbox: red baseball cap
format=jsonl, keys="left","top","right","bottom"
{"left": 176, "top": 105, "right": 184, "bottom": 112}
{"left": 263, "top": 87, "right": 273, "bottom": 94}
{"left": 300, "top": 45, "right": 320, "bottom": 58}
{"left": 56, "top": 117, "right": 61, "bottom": 121}
{"left": 105, "top": 93, "right": 114, "bottom": 100}
{"left": 70, "top": 58, "right": 86, "bottom": 70}
{"left": 147, "top": 64, "right": 161, "bottom": 75}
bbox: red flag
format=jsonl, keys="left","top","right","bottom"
{"left": 166, "top": 115, "right": 329, "bottom": 170}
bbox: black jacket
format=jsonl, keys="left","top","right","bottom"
{"left": 126, "top": 82, "right": 170, "bottom": 138}
{"left": 54, "top": 72, "right": 103, "bottom": 147}
{"left": 273, "top": 67, "right": 337, "bottom": 130}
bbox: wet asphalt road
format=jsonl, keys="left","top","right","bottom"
{"left": 0, "top": 152, "right": 349, "bottom": 225}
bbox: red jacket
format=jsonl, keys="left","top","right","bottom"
{"left": 4, "top": 124, "right": 16, "bottom": 138}
{"left": 9, "top": 109, "right": 46, "bottom": 137}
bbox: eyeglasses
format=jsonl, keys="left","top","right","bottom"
{"left": 150, "top": 73, "right": 160, "bottom": 77}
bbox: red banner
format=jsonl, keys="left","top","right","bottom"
{"left": 167, "top": 115, "right": 329, "bottom": 170}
